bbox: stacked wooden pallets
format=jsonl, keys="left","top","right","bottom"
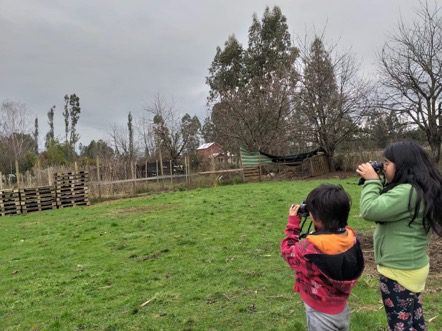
{"left": 54, "top": 171, "right": 89, "bottom": 208}
{"left": 301, "top": 154, "right": 330, "bottom": 177}
{"left": 242, "top": 167, "right": 261, "bottom": 182}
{"left": 19, "top": 186, "right": 57, "bottom": 214}
{"left": 0, "top": 189, "right": 21, "bottom": 216}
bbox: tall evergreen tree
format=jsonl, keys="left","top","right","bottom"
{"left": 296, "top": 37, "right": 370, "bottom": 169}
{"left": 181, "top": 114, "right": 201, "bottom": 154}
{"left": 63, "top": 95, "right": 69, "bottom": 145}
{"left": 80, "top": 139, "right": 114, "bottom": 159}
{"left": 63, "top": 94, "right": 81, "bottom": 156}
{"left": 207, "top": 35, "right": 244, "bottom": 103}
{"left": 128, "top": 112, "right": 134, "bottom": 160}
{"left": 364, "top": 110, "right": 404, "bottom": 148}
{"left": 69, "top": 94, "right": 80, "bottom": 150}
{"left": 33, "top": 117, "right": 39, "bottom": 154}
{"left": 45, "top": 105, "right": 55, "bottom": 148}
{"left": 201, "top": 116, "right": 216, "bottom": 143}
{"left": 207, "top": 6, "right": 298, "bottom": 153}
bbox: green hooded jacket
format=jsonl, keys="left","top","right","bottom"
{"left": 360, "top": 179, "right": 429, "bottom": 269}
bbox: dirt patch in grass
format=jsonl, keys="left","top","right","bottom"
{"left": 309, "top": 171, "right": 356, "bottom": 180}
{"left": 109, "top": 205, "right": 172, "bottom": 216}
{"left": 359, "top": 233, "right": 442, "bottom": 277}
{"left": 272, "top": 170, "right": 356, "bottom": 181}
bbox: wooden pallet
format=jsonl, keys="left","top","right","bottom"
{"left": 57, "top": 200, "right": 89, "bottom": 208}
{"left": 54, "top": 172, "right": 89, "bottom": 180}
{"left": 54, "top": 172, "right": 90, "bottom": 208}
{"left": 242, "top": 167, "right": 261, "bottom": 182}
{"left": 302, "top": 155, "right": 330, "bottom": 177}
{"left": 0, "top": 190, "right": 21, "bottom": 216}
{"left": 19, "top": 186, "right": 57, "bottom": 214}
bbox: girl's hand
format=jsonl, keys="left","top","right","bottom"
{"left": 356, "top": 162, "right": 380, "bottom": 181}
{"left": 289, "top": 204, "right": 300, "bottom": 216}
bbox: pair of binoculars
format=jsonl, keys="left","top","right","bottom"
{"left": 297, "top": 202, "right": 309, "bottom": 218}
{"left": 358, "top": 161, "right": 384, "bottom": 185}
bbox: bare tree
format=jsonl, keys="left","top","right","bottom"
{"left": 379, "top": 1, "right": 442, "bottom": 162}
{"left": 146, "top": 94, "right": 198, "bottom": 161}
{"left": 109, "top": 123, "right": 129, "bottom": 157}
{"left": 0, "top": 101, "right": 33, "bottom": 162}
{"left": 137, "top": 115, "right": 155, "bottom": 159}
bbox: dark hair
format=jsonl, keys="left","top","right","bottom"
{"left": 306, "top": 184, "right": 351, "bottom": 230}
{"left": 383, "top": 140, "right": 442, "bottom": 235}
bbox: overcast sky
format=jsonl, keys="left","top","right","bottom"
{"left": 0, "top": 0, "right": 419, "bottom": 148}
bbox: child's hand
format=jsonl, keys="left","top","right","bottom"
{"left": 289, "top": 204, "right": 300, "bottom": 216}
{"left": 356, "top": 162, "right": 380, "bottom": 181}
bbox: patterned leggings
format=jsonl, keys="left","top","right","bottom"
{"left": 380, "top": 275, "right": 426, "bottom": 331}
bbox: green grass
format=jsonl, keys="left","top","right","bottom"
{"left": 0, "top": 178, "right": 440, "bottom": 330}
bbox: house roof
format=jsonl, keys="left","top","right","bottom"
{"left": 197, "top": 142, "right": 217, "bottom": 150}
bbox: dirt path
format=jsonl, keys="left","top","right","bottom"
{"left": 359, "top": 233, "right": 442, "bottom": 279}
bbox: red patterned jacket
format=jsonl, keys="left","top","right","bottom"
{"left": 280, "top": 215, "right": 364, "bottom": 314}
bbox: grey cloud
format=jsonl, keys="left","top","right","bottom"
{"left": 0, "top": 0, "right": 418, "bottom": 147}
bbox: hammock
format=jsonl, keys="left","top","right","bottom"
{"left": 240, "top": 146, "right": 324, "bottom": 167}
{"left": 259, "top": 147, "right": 324, "bottom": 164}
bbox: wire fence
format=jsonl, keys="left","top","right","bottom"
{"left": 2, "top": 150, "right": 440, "bottom": 202}
{"left": 0, "top": 155, "right": 243, "bottom": 200}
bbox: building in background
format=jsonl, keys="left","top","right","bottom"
{"left": 197, "top": 142, "right": 239, "bottom": 170}
{"left": 196, "top": 142, "right": 223, "bottom": 160}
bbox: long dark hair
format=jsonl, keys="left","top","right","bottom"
{"left": 382, "top": 140, "right": 442, "bottom": 235}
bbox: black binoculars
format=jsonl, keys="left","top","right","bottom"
{"left": 297, "top": 202, "right": 309, "bottom": 218}
{"left": 358, "top": 161, "right": 384, "bottom": 185}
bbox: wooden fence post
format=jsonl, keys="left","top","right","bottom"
{"left": 159, "top": 151, "right": 164, "bottom": 190}
{"left": 131, "top": 159, "right": 136, "bottom": 195}
{"left": 309, "top": 157, "right": 314, "bottom": 177}
{"left": 187, "top": 155, "right": 192, "bottom": 186}
{"left": 0, "top": 171, "right": 3, "bottom": 190}
{"left": 156, "top": 160, "right": 159, "bottom": 184}
{"left": 26, "top": 171, "right": 31, "bottom": 187}
{"left": 109, "top": 163, "right": 114, "bottom": 197}
{"left": 185, "top": 156, "right": 188, "bottom": 186}
{"left": 131, "top": 160, "right": 135, "bottom": 179}
{"left": 15, "top": 159, "right": 20, "bottom": 188}
{"left": 37, "top": 159, "right": 42, "bottom": 187}
{"left": 159, "top": 150, "right": 164, "bottom": 176}
{"left": 48, "top": 167, "right": 53, "bottom": 186}
{"left": 96, "top": 156, "right": 101, "bottom": 180}
{"left": 96, "top": 156, "right": 101, "bottom": 200}
{"left": 170, "top": 160, "right": 173, "bottom": 186}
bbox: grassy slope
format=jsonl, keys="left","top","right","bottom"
{"left": 0, "top": 178, "right": 440, "bottom": 330}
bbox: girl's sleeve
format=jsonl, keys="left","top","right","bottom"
{"left": 280, "top": 215, "right": 302, "bottom": 268}
{"left": 360, "top": 181, "right": 413, "bottom": 222}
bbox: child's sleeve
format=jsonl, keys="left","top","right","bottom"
{"left": 280, "top": 215, "right": 302, "bottom": 268}
{"left": 360, "top": 182, "right": 414, "bottom": 222}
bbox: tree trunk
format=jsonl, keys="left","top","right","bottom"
{"left": 324, "top": 145, "right": 335, "bottom": 172}
{"left": 428, "top": 136, "right": 441, "bottom": 163}
{"left": 326, "top": 153, "right": 335, "bottom": 172}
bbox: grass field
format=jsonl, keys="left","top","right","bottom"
{"left": 0, "top": 178, "right": 441, "bottom": 330}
